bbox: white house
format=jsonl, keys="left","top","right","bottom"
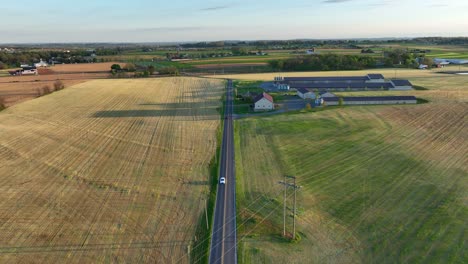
{"left": 34, "top": 59, "right": 49, "bottom": 68}
{"left": 418, "top": 64, "right": 428, "bottom": 69}
{"left": 297, "top": 88, "right": 316, "bottom": 99}
{"left": 254, "top": 92, "right": 274, "bottom": 111}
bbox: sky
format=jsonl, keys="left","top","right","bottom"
{"left": 1, "top": 0, "right": 467, "bottom": 43}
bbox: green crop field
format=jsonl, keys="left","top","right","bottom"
{"left": 233, "top": 71, "right": 467, "bottom": 263}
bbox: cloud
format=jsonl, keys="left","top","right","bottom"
{"left": 133, "top": 27, "right": 204, "bottom": 32}
{"left": 427, "top": 4, "right": 449, "bottom": 7}
{"left": 322, "top": 0, "right": 353, "bottom": 3}
{"left": 200, "top": 5, "right": 231, "bottom": 11}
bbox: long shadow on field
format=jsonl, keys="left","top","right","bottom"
{"left": 185, "top": 180, "right": 210, "bottom": 186}
{"left": 92, "top": 109, "right": 219, "bottom": 120}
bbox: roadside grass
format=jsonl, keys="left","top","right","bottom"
{"left": 234, "top": 101, "right": 467, "bottom": 263}
{"left": 192, "top": 99, "right": 225, "bottom": 264}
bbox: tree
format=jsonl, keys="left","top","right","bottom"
{"left": 231, "top": 47, "right": 248, "bottom": 56}
{"left": 338, "top": 97, "right": 344, "bottom": 106}
{"left": 159, "top": 66, "right": 179, "bottom": 76}
{"left": 0, "top": 61, "right": 5, "bottom": 70}
{"left": 110, "top": 64, "right": 121, "bottom": 72}
{"left": 305, "top": 103, "right": 312, "bottom": 110}
{"left": 123, "top": 63, "right": 136, "bottom": 72}
{"left": 53, "top": 80, "right": 65, "bottom": 91}
{"left": 42, "top": 85, "right": 52, "bottom": 95}
{"left": 421, "top": 57, "right": 434, "bottom": 67}
{"left": 147, "top": 65, "right": 155, "bottom": 75}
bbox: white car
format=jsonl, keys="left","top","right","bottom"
{"left": 220, "top": 177, "right": 226, "bottom": 184}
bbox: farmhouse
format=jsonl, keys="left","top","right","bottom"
{"left": 297, "top": 88, "right": 316, "bottom": 99}
{"left": 253, "top": 92, "right": 274, "bottom": 111}
{"left": 323, "top": 96, "right": 417, "bottom": 106}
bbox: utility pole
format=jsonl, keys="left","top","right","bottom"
{"left": 293, "top": 177, "right": 297, "bottom": 240}
{"left": 205, "top": 199, "right": 209, "bottom": 230}
{"left": 283, "top": 175, "right": 287, "bottom": 237}
{"left": 278, "top": 176, "right": 301, "bottom": 240}
{"left": 187, "top": 242, "right": 191, "bottom": 263}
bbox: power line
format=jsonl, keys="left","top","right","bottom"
{"left": 278, "top": 175, "right": 301, "bottom": 240}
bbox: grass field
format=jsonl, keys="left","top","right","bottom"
{"left": 0, "top": 77, "right": 224, "bottom": 263}
{"left": 232, "top": 70, "right": 467, "bottom": 263}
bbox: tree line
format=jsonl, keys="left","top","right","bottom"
{"left": 269, "top": 54, "right": 377, "bottom": 71}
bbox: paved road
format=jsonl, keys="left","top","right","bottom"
{"left": 209, "top": 80, "right": 237, "bottom": 264}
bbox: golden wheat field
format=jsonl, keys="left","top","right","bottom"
{"left": 0, "top": 77, "right": 224, "bottom": 263}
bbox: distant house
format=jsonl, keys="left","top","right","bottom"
{"left": 253, "top": 92, "right": 274, "bottom": 111}
{"left": 319, "top": 92, "right": 336, "bottom": 98}
{"left": 297, "top": 88, "right": 316, "bottom": 99}
{"left": 34, "top": 59, "right": 48, "bottom": 68}
{"left": 323, "top": 96, "right": 417, "bottom": 106}
{"left": 390, "top": 80, "right": 413, "bottom": 90}
{"left": 306, "top": 48, "right": 316, "bottom": 55}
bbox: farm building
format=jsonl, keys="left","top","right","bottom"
{"left": 291, "top": 82, "right": 393, "bottom": 92}
{"left": 319, "top": 92, "right": 337, "bottom": 98}
{"left": 390, "top": 80, "right": 413, "bottom": 90}
{"left": 323, "top": 96, "right": 417, "bottom": 106}
{"left": 9, "top": 66, "right": 38, "bottom": 76}
{"left": 366, "top": 74, "right": 385, "bottom": 83}
{"left": 297, "top": 88, "right": 316, "bottom": 99}
{"left": 254, "top": 92, "right": 274, "bottom": 111}
{"left": 274, "top": 73, "right": 413, "bottom": 91}
{"left": 34, "top": 59, "right": 48, "bottom": 68}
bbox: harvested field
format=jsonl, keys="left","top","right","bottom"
{"left": 233, "top": 73, "right": 467, "bottom": 263}
{"left": 0, "top": 80, "right": 89, "bottom": 107}
{"left": 0, "top": 65, "right": 114, "bottom": 106}
{"left": 49, "top": 62, "right": 122, "bottom": 73}
{"left": 0, "top": 77, "right": 224, "bottom": 263}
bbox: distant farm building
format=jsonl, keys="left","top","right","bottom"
{"left": 34, "top": 59, "right": 49, "bottom": 68}
{"left": 323, "top": 96, "right": 417, "bottom": 106}
{"left": 366, "top": 74, "right": 385, "bottom": 83}
{"left": 297, "top": 88, "right": 316, "bottom": 99}
{"left": 273, "top": 74, "right": 413, "bottom": 91}
{"left": 319, "top": 92, "right": 337, "bottom": 98}
{"left": 434, "top": 58, "right": 468, "bottom": 65}
{"left": 390, "top": 80, "right": 413, "bottom": 91}
{"left": 254, "top": 92, "right": 274, "bottom": 111}
{"left": 9, "top": 66, "right": 38, "bottom": 76}
{"left": 418, "top": 64, "right": 429, "bottom": 69}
